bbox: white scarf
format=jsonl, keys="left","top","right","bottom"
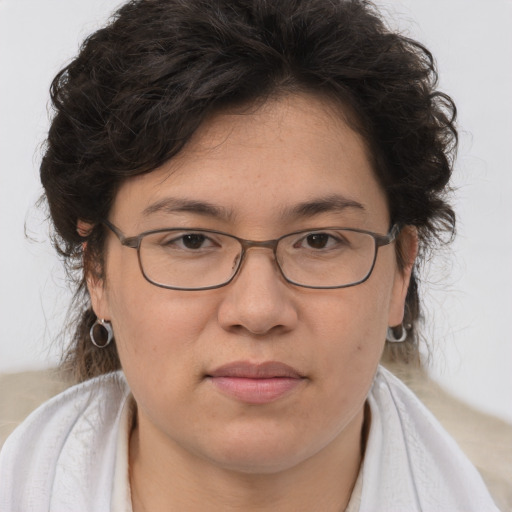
{"left": 0, "top": 368, "right": 499, "bottom": 511}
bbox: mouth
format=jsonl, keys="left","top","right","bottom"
{"left": 205, "top": 361, "right": 306, "bottom": 404}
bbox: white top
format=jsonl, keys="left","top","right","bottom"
{"left": 0, "top": 367, "right": 499, "bottom": 512}
{"left": 108, "top": 401, "right": 363, "bottom": 512}
{"left": 111, "top": 395, "right": 134, "bottom": 512}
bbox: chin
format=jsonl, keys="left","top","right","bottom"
{"left": 197, "top": 425, "right": 322, "bottom": 475}
{"left": 207, "top": 450, "right": 308, "bottom": 475}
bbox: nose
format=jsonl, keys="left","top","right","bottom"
{"left": 217, "top": 249, "right": 298, "bottom": 336}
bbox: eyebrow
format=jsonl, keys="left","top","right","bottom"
{"left": 142, "top": 197, "right": 234, "bottom": 221}
{"left": 281, "top": 194, "right": 366, "bottom": 219}
{"left": 141, "top": 193, "right": 365, "bottom": 222}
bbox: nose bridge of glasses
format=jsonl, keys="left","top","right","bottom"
{"left": 235, "top": 238, "right": 281, "bottom": 277}
{"left": 239, "top": 238, "right": 279, "bottom": 252}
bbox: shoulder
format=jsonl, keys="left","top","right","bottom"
{"left": 0, "top": 371, "right": 130, "bottom": 512}
{"left": 361, "top": 366, "right": 499, "bottom": 512}
{"left": 0, "top": 371, "right": 130, "bottom": 453}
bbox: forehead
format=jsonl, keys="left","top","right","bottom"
{"left": 182, "top": 93, "right": 371, "bottom": 170}
{"left": 109, "top": 93, "right": 389, "bottom": 232}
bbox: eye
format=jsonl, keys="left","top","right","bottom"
{"left": 294, "top": 232, "right": 344, "bottom": 250}
{"left": 180, "top": 233, "right": 210, "bottom": 249}
{"left": 161, "top": 232, "right": 218, "bottom": 250}
{"left": 304, "top": 233, "right": 331, "bottom": 249}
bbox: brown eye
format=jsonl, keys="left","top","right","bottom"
{"left": 158, "top": 232, "right": 217, "bottom": 251}
{"left": 305, "top": 233, "right": 330, "bottom": 249}
{"left": 181, "top": 234, "right": 207, "bottom": 249}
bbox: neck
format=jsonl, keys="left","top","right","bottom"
{"left": 129, "top": 406, "right": 366, "bottom": 512}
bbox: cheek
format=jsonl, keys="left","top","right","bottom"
{"left": 107, "top": 285, "right": 223, "bottom": 432}
{"left": 104, "top": 248, "right": 208, "bottom": 344}
{"left": 302, "top": 277, "right": 393, "bottom": 397}
{"left": 105, "top": 269, "right": 217, "bottom": 381}
{"left": 305, "top": 280, "right": 391, "bottom": 353}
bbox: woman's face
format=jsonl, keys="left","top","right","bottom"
{"left": 89, "top": 93, "right": 414, "bottom": 474}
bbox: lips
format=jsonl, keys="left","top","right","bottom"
{"left": 206, "top": 361, "right": 306, "bottom": 404}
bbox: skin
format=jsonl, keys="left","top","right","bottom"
{"left": 88, "top": 93, "right": 416, "bottom": 511}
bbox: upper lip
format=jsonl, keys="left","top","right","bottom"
{"left": 207, "top": 361, "right": 304, "bottom": 379}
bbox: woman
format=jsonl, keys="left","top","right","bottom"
{"left": 0, "top": 0, "right": 499, "bottom": 510}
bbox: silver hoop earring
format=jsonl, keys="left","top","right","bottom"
{"left": 386, "top": 324, "right": 407, "bottom": 343}
{"left": 90, "top": 318, "right": 113, "bottom": 348}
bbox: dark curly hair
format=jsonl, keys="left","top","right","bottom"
{"left": 40, "top": 0, "right": 457, "bottom": 382}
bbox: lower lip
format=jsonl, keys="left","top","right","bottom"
{"left": 208, "top": 377, "right": 304, "bottom": 404}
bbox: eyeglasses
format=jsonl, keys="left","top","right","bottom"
{"left": 103, "top": 220, "right": 401, "bottom": 291}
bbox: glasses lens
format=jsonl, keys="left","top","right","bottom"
{"left": 277, "top": 229, "right": 377, "bottom": 288}
{"left": 139, "top": 230, "right": 241, "bottom": 289}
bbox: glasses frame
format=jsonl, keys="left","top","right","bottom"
{"left": 102, "top": 219, "right": 401, "bottom": 291}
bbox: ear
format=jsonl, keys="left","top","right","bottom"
{"left": 79, "top": 219, "right": 112, "bottom": 321}
{"left": 87, "top": 271, "right": 111, "bottom": 321}
{"left": 388, "top": 226, "right": 418, "bottom": 327}
{"left": 77, "top": 219, "right": 93, "bottom": 237}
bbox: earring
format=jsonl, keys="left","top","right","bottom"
{"left": 90, "top": 318, "right": 113, "bottom": 348}
{"left": 386, "top": 324, "right": 408, "bottom": 343}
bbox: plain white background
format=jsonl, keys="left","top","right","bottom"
{"left": 0, "top": 0, "right": 511, "bottom": 424}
